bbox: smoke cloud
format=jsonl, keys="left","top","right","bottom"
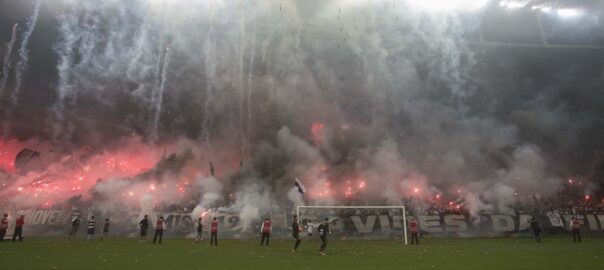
{"left": 0, "top": 0, "right": 603, "bottom": 228}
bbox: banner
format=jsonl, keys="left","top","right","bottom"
{"left": 2, "top": 207, "right": 603, "bottom": 238}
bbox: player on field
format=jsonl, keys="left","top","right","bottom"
{"left": 139, "top": 215, "right": 150, "bottom": 243}
{"left": 12, "top": 215, "right": 24, "bottom": 242}
{"left": 69, "top": 216, "right": 80, "bottom": 240}
{"left": 101, "top": 218, "right": 110, "bottom": 241}
{"left": 292, "top": 215, "right": 301, "bottom": 252}
{"left": 570, "top": 217, "right": 581, "bottom": 243}
{"left": 195, "top": 217, "right": 204, "bottom": 242}
{"left": 210, "top": 217, "right": 219, "bottom": 246}
{"left": 306, "top": 221, "right": 313, "bottom": 241}
{"left": 317, "top": 218, "right": 330, "bottom": 255}
{"left": 529, "top": 217, "right": 542, "bottom": 243}
{"left": 409, "top": 218, "right": 420, "bottom": 245}
{"left": 86, "top": 216, "right": 96, "bottom": 241}
{"left": 153, "top": 216, "right": 165, "bottom": 244}
{"left": 0, "top": 213, "right": 8, "bottom": 241}
{"left": 260, "top": 218, "right": 272, "bottom": 246}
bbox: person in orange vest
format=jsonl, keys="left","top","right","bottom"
{"left": 210, "top": 217, "right": 218, "bottom": 246}
{"left": 12, "top": 215, "right": 24, "bottom": 242}
{"left": 570, "top": 217, "right": 581, "bottom": 243}
{"left": 260, "top": 218, "right": 272, "bottom": 246}
{"left": 409, "top": 218, "right": 420, "bottom": 245}
{"left": 153, "top": 216, "right": 165, "bottom": 244}
{"left": 0, "top": 213, "right": 8, "bottom": 242}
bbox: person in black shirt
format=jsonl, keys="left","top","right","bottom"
{"left": 69, "top": 216, "right": 80, "bottom": 240}
{"left": 195, "top": 217, "right": 204, "bottom": 242}
{"left": 292, "top": 215, "right": 301, "bottom": 252}
{"left": 317, "top": 218, "right": 330, "bottom": 255}
{"left": 0, "top": 213, "right": 8, "bottom": 241}
{"left": 101, "top": 218, "right": 110, "bottom": 241}
{"left": 139, "top": 215, "right": 150, "bottom": 243}
{"left": 530, "top": 217, "right": 542, "bottom": 243}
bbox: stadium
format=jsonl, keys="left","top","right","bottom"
{"left": 0, "top": 0, "right": 603, "bottom": 269}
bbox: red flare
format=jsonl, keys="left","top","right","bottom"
{"left": 310, "top": 122, "right": 326, "bottom": 146}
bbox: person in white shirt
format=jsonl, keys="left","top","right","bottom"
{"left": 306, "top": 221, "right": 313, "bottom": 240}
{"left": 86, "top": 216, "right": 96, "bottom": 241}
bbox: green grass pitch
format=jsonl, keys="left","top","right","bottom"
{"left": 0, "top": 236, "right": 602, "bottom": 270}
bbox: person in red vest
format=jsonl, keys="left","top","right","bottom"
{"left": 153, "top": 216, "right": 165, "bottom": 244}
{"left": 409, "top": 218, "right": 420, "bottom": 245}
{"left": 210, "top": 217, "right": 218, "bottom": 246}
{"left": 260, "top": 218, "right": 272, "bottom": 246}
{"left": 12, "top": 215, "right": 25, "bottom": 242}
{"left": 570, "top": 217, "right": 581, "bottom": 243}
{"left": 0, "top": 213, "right": 8, "bottom": 241}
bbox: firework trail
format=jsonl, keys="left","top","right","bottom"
{"left": 149, "top": 45, "right": 172, "bottom": 143}
{"left": 0, "top": 23, "right": 18, "bottom": 96}
{"left": 237, "top": 3, "right": 249, "bottom": 156}
{"left": 11, "top": 0, "right": 42, "bottom": 105}
{"left": 201, "top": 14, "right": 216, "bottom": 147}
{"left": 246, "top": 22, "right": 257, "bottom": 156}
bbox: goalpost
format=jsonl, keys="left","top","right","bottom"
{"left": 296, "top": 205, "right": 408, "bottom": 245}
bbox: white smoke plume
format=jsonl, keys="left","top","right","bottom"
{"left": 230, "top": 180, "right": 278, "bottom": 232}
{"left": 195, "top": 176, "right": 223, "bottom": 210}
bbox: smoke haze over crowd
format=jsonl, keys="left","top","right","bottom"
{"left": 0, "top": 0, "right": 603, "bottom": 226}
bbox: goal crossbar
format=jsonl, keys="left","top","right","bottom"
{"left": 296, "top": 205, "right": 408, "bottom": 245}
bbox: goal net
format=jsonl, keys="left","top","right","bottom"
{"left": 296, "top": 206, "right": 408, "bottom": 244}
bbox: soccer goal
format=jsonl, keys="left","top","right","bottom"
{"left": 296, "top": 205, "right": 408, "bottom": 244}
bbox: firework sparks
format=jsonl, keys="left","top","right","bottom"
{"left": 358, "top": 181, "right": 366, "bottom": 189}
